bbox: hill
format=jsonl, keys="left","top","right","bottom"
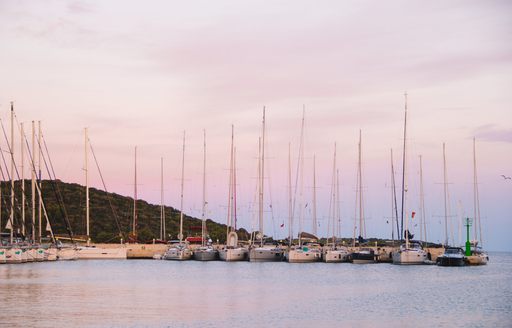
{"left": 0, "top": 180, "right": 249, "bottom": 243}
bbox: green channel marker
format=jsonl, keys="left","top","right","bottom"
{"left": 465, "top": 217, "right": 472, "bottom": 256}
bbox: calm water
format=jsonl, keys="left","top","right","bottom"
{"left": 1, "top": 253, "right": 511, "bottom": 328}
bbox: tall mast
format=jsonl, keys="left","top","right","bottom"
{"left": 233, "top": 146, "right": 238, "bottom": 231}
{"left": 419, "top": 155, "right": 426, "bottom": 243}
{"left": 259, "top": 107, "right": 265, "bottom": 246}
{"left": 336, "top": 168, "right": 341, "bottom": 242}
{"left": 160, "top": 157, "right": 164, "bottom": 241}
{"left": 390, "top": 149, "right": 395, "bottom": 242}
{"left": 21, "top": 122, "right": 25, "bottom": 238}
{"left": 38, "top": 121, "right": 42, "bottom": 243}
{"left": 312, "top": 155, "right": 317, "bottom": 237}
{"left": 400, "top": 92, "right": 408, "bottom": 241}
{"left": 443, "top": 143, "right": 448, "bottom": 246}
{"left": 391, "top": 149, "right": 400, "bottom": 241}
{"left": 473, "top": 138, "right": 482, "bottom": 246}
{"left": 288, "top": 142, "right": 292, "bottom": 246}
{"left": 226, "top": 125, "right": 234, "bottom": 237}
{"left": 10, "top": 102, "right": 15, "bottom": 244}
{"left": 298, "top": 108, "right": 305, "bottom": 247}
{"left": 201, "top": 130, "right": 207, "bottom": 247}
{"left": 31, "top": 121, "right": 36, "bottom": 243}
{"left": 133, "top": 146, "right": 137, "bottom": 241}
{"left": 85, "top": 128, "right": 90, "bottom": 245}
{"left": 330, "top": 143, "right": 337, "bottom": 246}
{"left": 179, "top": 131, "right": 185, "bottom": 243}
{"left": 358, "top": 130, "right": 363, "bottom": 240}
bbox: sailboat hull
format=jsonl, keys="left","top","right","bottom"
{"left": 57, "top": 247, "right": 79, "bottom": 261}
{"left": 392, "top": 249, "right": 428, "bottom": 265}
{"left": 163, "top": 247, "right": 192, "bottom": 261}
{"left": 218, "top": 248, "right": 247, "bottom": 261}
{"left": 466, "top": 253, "right": 488, "bottom": 265}
{"left": 0, "top": 248, "right": 6, "bottom": 263}
{"left": 193, "top": 248, "right": 218, "bottom": 261}
{"left": 5, "top": 248, "right": 23, "bottom": 264}
{"left": 249, "top": 247, "right": 284, "bottom": 262}
{"left": 351, "top": 250, "right": 377, "bottom": 264}
{"left": 287, "top": 249, "right": 321, "bottom": 263}
{"left": 323, "top": 249, "right": 350, "bottom": 263}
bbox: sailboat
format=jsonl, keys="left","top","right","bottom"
{"left": 323, "top": 143, "right": 349, "bottom": 263}
{"left": 77, "top": 128, "right": 127, "bottom": 259}
{"left": 219, "top": 125, "right": 248, "bottom": 261}
{"left": 164, "top": 131, "right": 193, "bottom": 261}
{"left": 351, "top": 130, "right": 377, "bottom": 264}
{"left": 4, "top": 103, "right": 23, "bottom": 263}
{"left": 249, "top": 109, "right": 283, "bottom": 262}
{"left": 465, "top": 138, "right": 488, "bottom": 265}
{"left": 436, "top": 143, "right": 466, "bottom": 267}
{"left": 193, "top": 130, "right": 218, "bottom": 261}
{"left": 287, "top": 110, "right": 321, "bottom": 263}
{"left": 392, "top": 93, "right": 428, "bottom": 265}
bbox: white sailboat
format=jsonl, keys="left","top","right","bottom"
{"left": 5, "top": 103, "right": 23, "bottom": 264}
{"left": 351, "top": 130, "right": 377, "bottom": 264}
{"left": 193, "top": 130, "right": 218, "bottom": 261}
{"left": 164, "top": 131, "right": 192, "bottom": 261}
{"left": 323, "top": 143, "right": 349, "bottom": 263}
{"left": 466, "top": 138, "right": 488, "bottom": 265}
{"left": 219, "top": 126, "right": 248, "bottom": 261}
{"left": 77, "top": 128, "right": 126, "bottom": 259}
{"left": 249, "top": 108, "right": 283, "bottom": 262}
{"left": 287, "top": 110, "right": 321, "bottom": 263}
{"left": 392, "top": 93, "right": 428, "bottom": 265}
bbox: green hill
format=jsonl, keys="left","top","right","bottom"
{"left": 1, "top": 180, "right": 249, "bottom": 243}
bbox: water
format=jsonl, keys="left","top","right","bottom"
{"left": 1, "top": 253, "right": 511, "bottom": 328}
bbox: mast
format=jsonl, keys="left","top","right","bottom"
{"left": 400, "top": 92, "right": 408, "bottom": 242}
{"left": 10, "top": 102, "right": 14, "bottom": 244}
{"left": 443, "top": 143, "right": 448, "bottom": 246}
{"left": 38, "top": 121, "right": 42, "bottom": 243}
{"left": 31, "top": 121, "right": 36, "bottom": 243}
{"left": 21, "top": 122, "right": 25, "bottom": 238}
{"left": 473, "top": 138, "right": 482, "bottom": 246}
{"left": 312, "top": 155, "right": 317, "bottom": 237}
{"left": 259, "top": 108, "right": 265, "bottom": 246}
{"left": 336, "top": 168, "right": 341, "bottom": 243}
{"left": 330, "top": 143, "right": 337, "bottom": 247}
{"left": 233, "top": 146, "right": 238, "bottom": 231}
{"left": 201, "top": 130, "right": 207, "bottom": 247}
{"left": 390, "top": 149, "right": 395, "bottom": 242}
{"left": 358, "top": 129, "right": 363, "bottom": 240}
{"left": 85, "top": 128, "right": 90, "bottom": 245}
{"left": 133, "top": 146, "right": 137, "bottom": 241}
{"left": 298, "top": 108, "right": 305, "bottom": 247}
{"left": 160, "top": 157, "right": 165, "bottom": 241}
{"left": 419, "top": 155, "right": 426, "bottom": 243}
{"left": 226, "top": 125, "right": 234, "bottom": 238}
{"left": 179, "top": 131, "right": 185, "bottom": 243}
{"left": 288, "top": 142, "right": 292, "bottom": 247}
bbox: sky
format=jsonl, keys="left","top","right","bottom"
{"left": 0, "top": 0, "right": 511, "bottom": 251}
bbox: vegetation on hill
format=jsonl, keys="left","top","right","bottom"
{"left": 1, "top": 180, "right": 249, "bottom": 243}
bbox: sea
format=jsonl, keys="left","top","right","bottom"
{"left": 1, "top": 252, "right": 511, "bottom": 328}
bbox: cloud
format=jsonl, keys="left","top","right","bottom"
{"left": 473, "top": 124, "right": 512, "bottom": 143}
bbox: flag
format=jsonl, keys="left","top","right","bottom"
{"left": 411, "top": 211, "right": 416, "bottom": 219}
{"left": 280, "top": 223, "right": 284, "bottom": 228}
{"left": 5, "top": 219, "right": 12, "bottom": 230}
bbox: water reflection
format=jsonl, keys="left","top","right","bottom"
{"left": 1, "top": 254, "right": 511, "bottom": 327}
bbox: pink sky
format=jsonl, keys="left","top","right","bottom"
{"left": 0, "top": 1, "right": 511, "bottom": 250}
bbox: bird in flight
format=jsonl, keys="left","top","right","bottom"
{"left": 501, "top": 175, "right": 511, "bottom": 180}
